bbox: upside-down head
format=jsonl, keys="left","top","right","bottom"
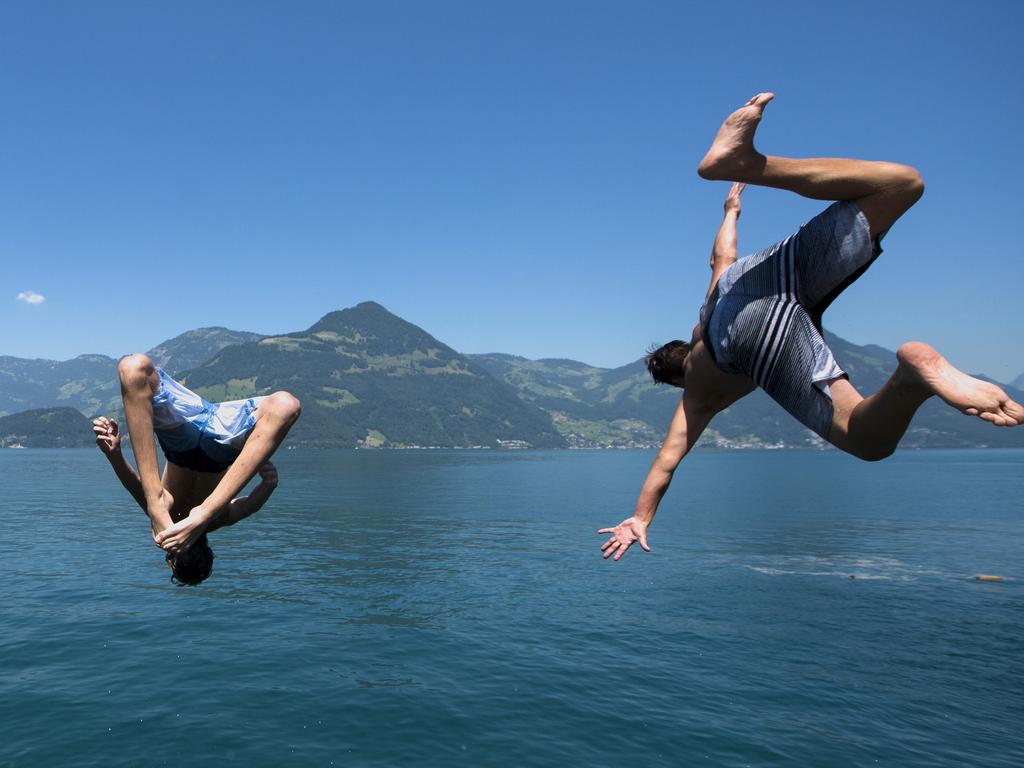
{"left": 645, "top": 340, "right": 691, "bottom": 388}
{"left": 166, "top": 534, "right": 215, "bottom": 586}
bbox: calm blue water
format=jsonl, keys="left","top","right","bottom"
{"left": 1, "top": 448, "right": 1022, "bottom": 767}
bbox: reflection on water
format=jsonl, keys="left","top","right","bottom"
{"left": 1, "top": 448, "right": 1022, "bottom": 767}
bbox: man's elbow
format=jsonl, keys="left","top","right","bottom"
{"left": 654, "top": 450, "right": 684, "bottom": 476}
{"left": 221, "top": 501, "right": 247, "bottom": 526}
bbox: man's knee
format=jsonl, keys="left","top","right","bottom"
{"left": 262, "top": 391, "right": 301, "bottom": 425}
{"left": 843, "top": 440, "right": 896, "bottom": 463}
{"left": 851, "top": 444, "right": 892, "bottom": 462}
{"left": 896, "top": 164, "right": 925, "bottom": 202}
{"left": 829, "top": 414, "right": 897, "bottom": 462}
{"left": 858, "top": 164, "right": 924, "bottom": 237}
{"left": 118, "top": 353, "right": 155, "bottom": 390}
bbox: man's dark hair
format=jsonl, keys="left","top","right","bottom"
{"left": 167, "top": 534, "right": 215, "bottom": 586}
{"left": 645, "top": 340, "right": 691, "bottom": 387}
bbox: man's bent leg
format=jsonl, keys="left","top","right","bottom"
{"left": 829, "top": 343, "right": 1024, "bottom": 461}
{"left": 118, "top": 354, "right": 173, "bottom": 531}
{"left": 155, "top": 390, "right": 300, "bottom": 554}
{"left": 200, "top": 392, "right": 301, "bottom": 518}
{"left": 698, "top": 93, "right": 924, "bottom": 237}
{"left": 827, "top": 375, "right": 930, "bottom": 461}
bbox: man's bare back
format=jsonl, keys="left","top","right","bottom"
{"left": 684, "top": 323, "right": 756, "bottom": 414}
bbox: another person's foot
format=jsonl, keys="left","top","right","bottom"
{"left": 698, "top": 92, "right": 774, "bottom": 181}
{"left": 897, "top": 342, "right": 1024, "bottom": 426}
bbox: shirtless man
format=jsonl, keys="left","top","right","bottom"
{"left": 600, "top": 92, "right": 1024, "bottom": 561}
{"left": 94, "top": 354, "right": 301, "bottom": 584}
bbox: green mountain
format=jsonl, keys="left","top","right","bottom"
{"left": 182, "top": 302, "right": 566, "bottom": 448}
{"left": 147, "top": 327, "right": 266, "bottom": 377}
{"left": 471, "top": 331, "right": 1024, "bottom": 449}
{"left": 0, "top": 407, "right": 93, "bottom": 448}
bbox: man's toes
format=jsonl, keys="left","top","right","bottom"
{"left": 987, "top": 407, "right": 1018, "bottom": 426}
{"left": 1005, "top": 400, "right": 1024, "bottom": 423}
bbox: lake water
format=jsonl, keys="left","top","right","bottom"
{"left": 1, "top": 448, "right": 1022, "bottom": 767}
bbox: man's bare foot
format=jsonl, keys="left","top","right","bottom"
{"left": 698, "top": 92, "right": 774, "bottom": 181}
{"left": 897, "top": 342, "right": 1024, "bottom": 426}
{"left": 155, "top": 506, "right": 211, "bottom": 555}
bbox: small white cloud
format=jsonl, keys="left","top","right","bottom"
{"left": 16, "top": 290, "right": 46, "bottom": 305}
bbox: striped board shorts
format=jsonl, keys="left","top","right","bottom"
{"left": 151, "top": 368, "right": 266, "bottom": 472}
{"left": 699, "top": 201, "right": 882, "bottom": 440}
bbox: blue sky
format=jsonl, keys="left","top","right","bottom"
{"left": 3, "top": 1, "right": 1022, "bottom": 381}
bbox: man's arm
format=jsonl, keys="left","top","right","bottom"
{"left": 598, "top": 393, "right": 714, "bottom": 560}
{"left": 206, "top": 463, "right": 279, "bottom": 532}
{"left": 706, "top": 182, "right": 744, "bottom": 298}
{"left": 93, "top": 417, "right": 149, "bottom": 513}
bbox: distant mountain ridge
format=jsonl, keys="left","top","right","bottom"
{"left": 147, "top": 327, "right": 266, "bottom": 377}
{"left": 473, "top": 333, "right": 1024, "bottom": 449}
{"left": 0, "top": 327, "right": 264, "bottom": 417}
{"left": 0, "top": 353, "right": 120, "bottom": 418}
{"left": 1, "top": 304, "right": 1022, "bottom": 449}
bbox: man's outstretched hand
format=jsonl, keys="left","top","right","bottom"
{"left": 155, "top": 508, "right": 211, "bottom": 555}
{"left": 598, "top": 517, "right": 651, "bottom": 561}
{"left": 92, "top": 417, "right": 122, "bottom": 456}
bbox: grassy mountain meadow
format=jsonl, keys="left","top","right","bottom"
{"left": 1, "top": 301, "right": 1022, "bottom": 449}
